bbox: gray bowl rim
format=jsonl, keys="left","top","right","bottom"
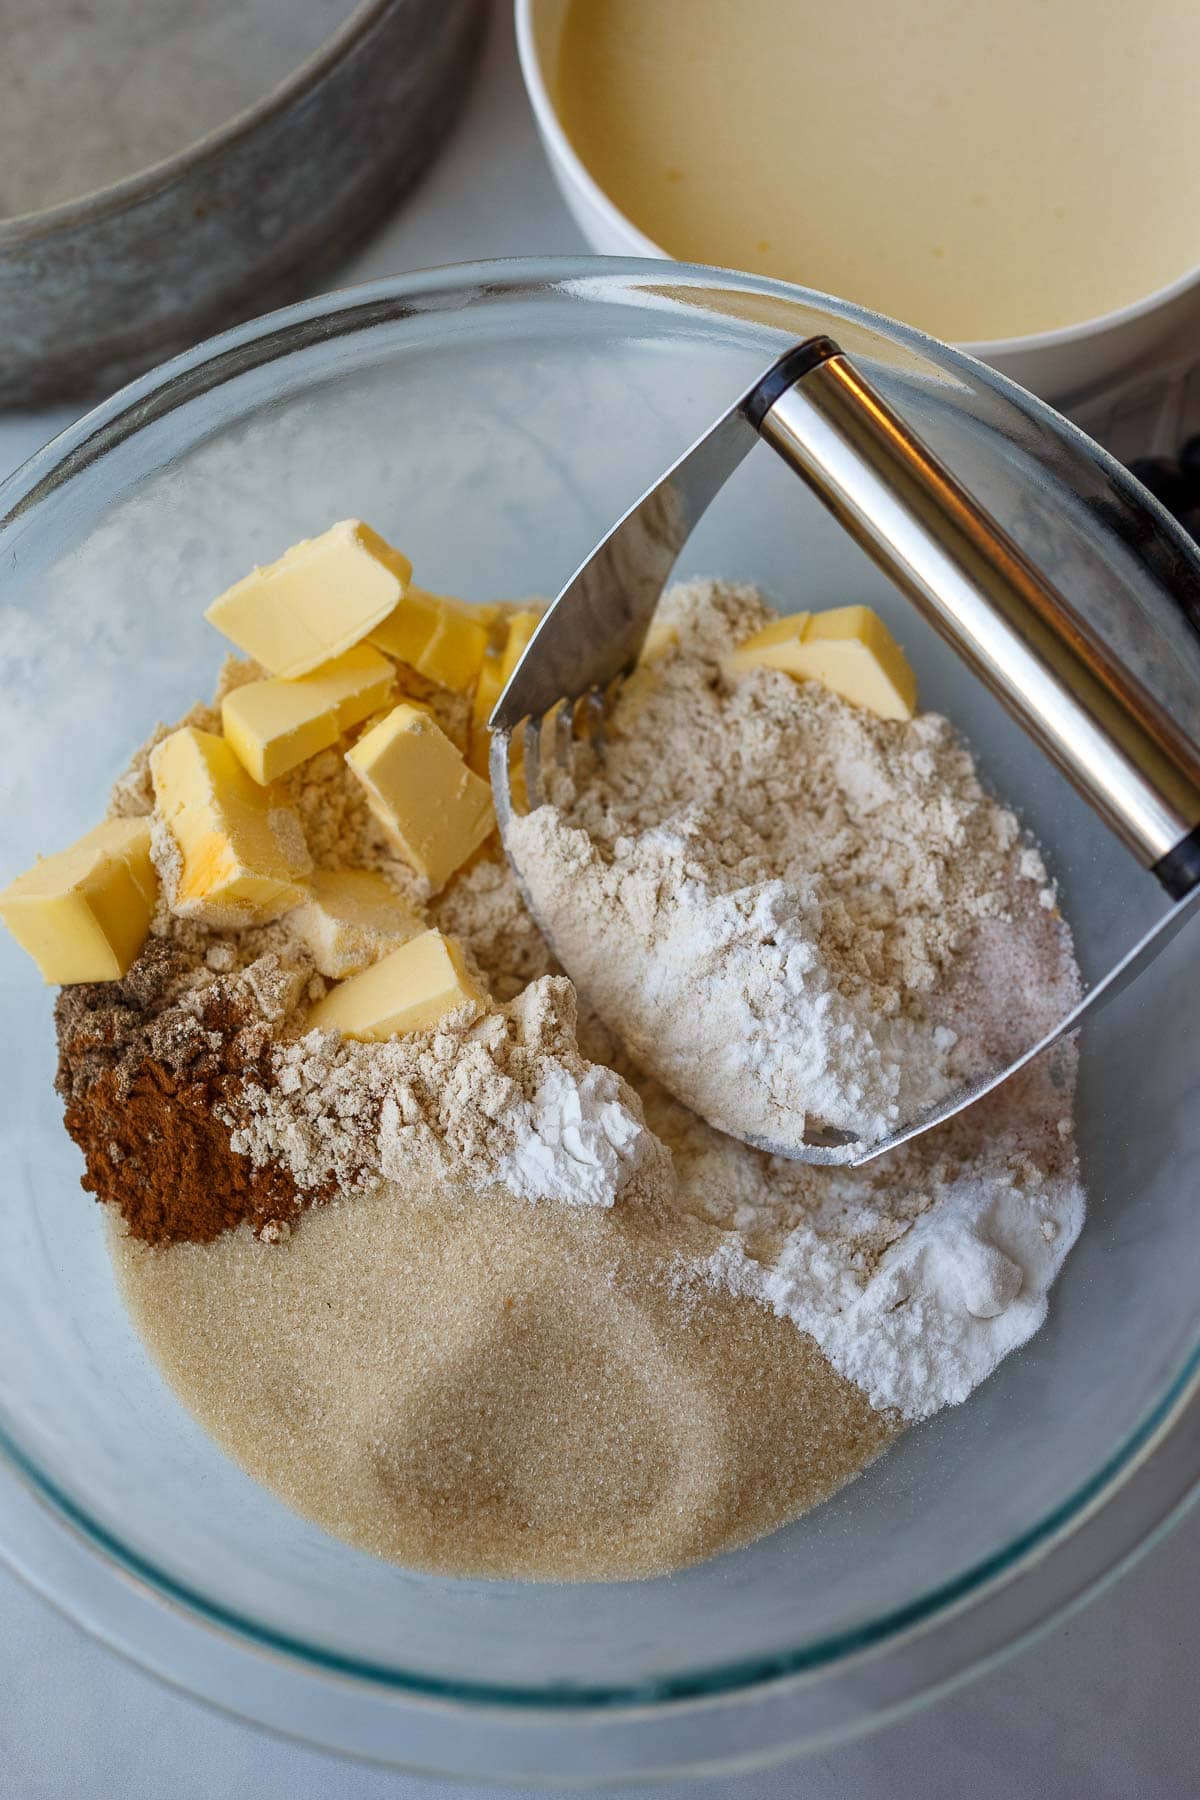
{"left": 0, "top": 0, "right": 408, "bottom": 240}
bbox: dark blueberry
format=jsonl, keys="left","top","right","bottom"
{"left": 1085, "top": 492, "right": 1158, "bottom": 546}
{"left": 1173, "top": 503, "right": 1200, "bottom": 546}
{"left": 1127, "top": 456, "right": 1191, "bottom": 518}
{"left": 1086, "top": 493, "right": 1158, "bottom": 547}
{"left": 1179, "top": 435, "right": 1200, "bottom": 498}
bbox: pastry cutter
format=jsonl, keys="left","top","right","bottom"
{"left": 489, "top": 337, "right": 1200, "bottom": 1166}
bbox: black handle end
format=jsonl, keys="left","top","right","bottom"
{"left": 1153, "top": 823, "right": 1200, "bottom": 899}
{"left": 743, "top": 336, "right": 843, "bottom": 431}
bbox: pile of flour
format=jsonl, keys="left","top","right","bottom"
{"left": 225, "top": 973, "right": 664, "bottom": 1213}
{"left": 508, "top": 579, "right": 1061, "bottom": 1151}
{"left": 651, "top": 1038, "right": 1082, "bottom": 1418}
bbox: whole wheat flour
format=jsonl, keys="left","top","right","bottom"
{"left": 508, "top": 579, "right": 1063, "bottom": 1150}
{"left": 226, "top": 975, "right": 664, "bottom": 1212}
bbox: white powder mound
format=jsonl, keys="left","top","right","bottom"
{"left": 508, "top": 578, "right": 1061, "bottom": 1151}
{"left": 496, "top": 1062, "right": 653, "bottom": 1207}
{"left": 514, "top": 816, "right": 960, "bottom": 1146}
{"left": 677, "top": 1085, "right": 1084, "bottom": 1420}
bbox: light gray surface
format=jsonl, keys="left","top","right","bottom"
{"left": 4, "top": 1508, "right": 1198, "bottom": 1797}
{"left": 2, "top": 0, "right": 353, "bottom": 216}
{"left": 1, "top": 6, "right": 1197, "bottom": 1794}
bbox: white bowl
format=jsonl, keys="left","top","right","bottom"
{"left": 516, "top": 0, "right": 1200, "bottom": 403}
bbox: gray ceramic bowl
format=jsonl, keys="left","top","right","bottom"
{"left": 0, "top": 0, "right": 485, "bottom": 406}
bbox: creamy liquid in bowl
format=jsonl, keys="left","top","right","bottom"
{"left": 556, "top": 0, "right": 1200, "bottom": 342}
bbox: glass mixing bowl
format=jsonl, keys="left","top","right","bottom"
{"left": 1, "top": 260, "right": 1199, "bottom": 1784}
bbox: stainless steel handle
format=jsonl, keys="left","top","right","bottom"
{"left": 750, "top": 339, "right": 1200, "bottom": 894}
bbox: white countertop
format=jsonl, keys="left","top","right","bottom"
{"left": 2, "top": 8, "right": 1197, "bottom": 1795}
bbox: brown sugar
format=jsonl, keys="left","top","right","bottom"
{"left": 112, "top": 1179, "right": 900, "bottom": 1581}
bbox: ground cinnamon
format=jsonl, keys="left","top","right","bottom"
{"left": 55, "top": 943, "right": 326, "bottom": 1245}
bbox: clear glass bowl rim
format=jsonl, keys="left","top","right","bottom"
{"left": 1, "top": 255, "right": 1198, "bottom": 1720}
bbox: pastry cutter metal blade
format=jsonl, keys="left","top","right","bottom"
{"left": 489, "top": 337, "right": 1200, "bottom": 1166}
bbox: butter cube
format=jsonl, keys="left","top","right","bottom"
{"left": 372, "top": 587, "right": 489, "bottom": 693}
{"left": 473, "top": 601, "right": 508, "bottom": 636}
{"left": 0, "top": 817, "right": 157, "bottom": 984}
{"left": 346, "top": 704, "right": 494, "bottom": 891}
{"left": 369, "top": 584, "right": 445, "bottom": 667}
{"left": 618, "top": 616, "right": 683, "bottom": 716}
{"left": 474, "top": 598, "right": 551, "bottom": 652}
{"left": 151, "top": 727, "right": 311, "bottom": 922}
{"left": 728, "top": 611, "right": 812, "bottom": 668}
{"left": 466, "top": 607, "right": 543, "bottom": 777}
{"left": 308, "top": 928, "right": 486, "bottom": 1040}
{"left": 206, "top": 521, "right": 412, "bottom": 678}
{"left": 467, "top": 648, "right": 505, "bottom": 776}
{"left": 416, "top": 599, "right": 489, "bottom": 692}
{"left": 289, "top": 869, "right": 424, "bottom": 978}
{"left": 221, "top": 645, "right": 395, "bottom": 784}
{"left": 638, "top": 617, "right": 679, "bottom": 665}
{"left": 498, "top": 607, "right": 542, "bottom": 684}
{"left": 729, "top": 605, "right": 917, "bottom": 721}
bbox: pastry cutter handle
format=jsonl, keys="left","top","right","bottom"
{"left": 748, "top": 338, "right": 1200, "bottom": 897}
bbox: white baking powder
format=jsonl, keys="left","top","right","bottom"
{"left": 677, "top": 1102, "right": 1084, "bottom": 1419}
